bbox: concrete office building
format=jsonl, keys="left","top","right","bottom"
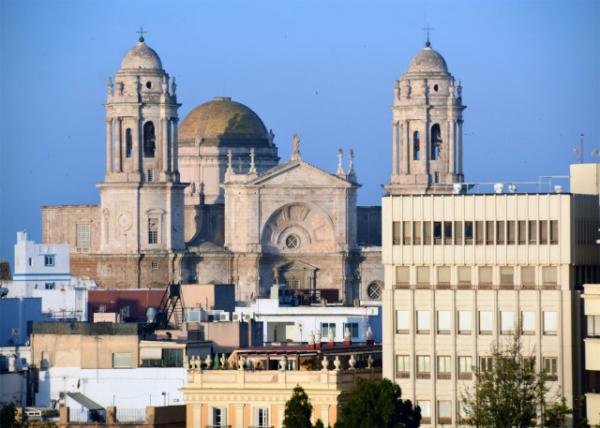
{"left": 381, "top": 40, "right": 600, "bottom": 427}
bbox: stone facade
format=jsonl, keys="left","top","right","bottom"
{"left": 41, "top": 37, "right": 383, "bottom": 302}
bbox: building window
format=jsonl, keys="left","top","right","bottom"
{"left": 507, "top": 221, "right": 516, "bottom": 245}
{"left": 588, "top": 315, "right": 600, "bottom": 337}
{"left": 437, "top": 310, "right": 451, "bottom": 334}
{"left": 550, "top": 220, "right": 559, "bottom": 244}
{"left": 396, "top": 355, "right": 410, "bottom": 378}
{"left": 285, "top": 234, "right": 300, "bottom": 249}
{"left": 522, "top": 266, "right": 536, "bottom": 288}
{"left": 148, "top": 217, "right": 159, "bottom": 244}
{"left": 528, "top": 220, "right": 537, "bottom": 244}
{"left": 458, "top": 311, "right": 472, "bottom": 334}
{"left": 433, "top": 222, "right": 442, "bottom": 244}
{"left": 438, "top": 400, "right": 452, "bottom": 424}
{"left": 542, "top": 266, "right": 558, "bottom": 286}
{"left": 403, "top": 221, "right": 412, "bottom": 245}
{"left": 423, "top": 222, "right": 432, "bottom": 245}
{"left": 416, "top": 355, "right": 431, "bottom": 379}
{"left": 543, "top": 311, "right": 557, "bottom": 335}
{"left": 417, "top": 400, "right": 431, "bottom": 424}
{"left": 479, "top": 356, "right": 493, "bottom": 372}
{"left": 28, "top": 257, "right": 32, "bottom": 266}
{"left": 417, "top": 266, "right": 430, "bottom": 286}
{"left": 464, "top": 221, "right": 473, "bottom": 244}
{"left": 395, "top": 266, "right": 410, "bottom": 287}
{"left": 45, "top": 282, "right": 55, "bottom": 290}
{"left": 521, "top": 311, "right": 535, "bottom": 335}
{"left": 478, "top": 266, "right": 492, "bottom": 287}
{"left": 475, "top": 221, "right": 484, "bottom": 245}
{"left": 454, "top": 221, "right": 463, "bottom": 245}
{"left": 496, "top": 221, "right": 505, "bottom": 245}
{"left": 539, "top": 220, "right": 548, "bottom": 244}
{"left": 367, "top": 281, "right": 382, "bottom": 300}
{"left": 437, "top": 356, "right": 451, "bottom": 379}
{"left": 125, "top": 128, "right": 132, "bottom": 158}
{"left": 76, "top": 223, "right": 91, "bottom": 250}
{"left": 431, "top": 124, "right": 442, "bottom": 160}
{"left": 500, "top": 311, "right": 514, "bottom": 334}
{"left": 479, "top": 311, "right": 493, "bottom": 335}
{"left": 147, "top": 169, "right": 154, "bottom": 182}
{"left": 518, "top": 220, "right": 526, "bottom": 244}
{"left": 143, "top": 121, "right": 156, "bottom": 158}
{"left": 392, "top": 221, "right": 401, "bottom": 245}
{"left": 543, "top": 357, "right": 558, "bottom": 381}
{"left": 458, "top": 267, "right": 471, "bottom": 287}
{"left": 443, "top": 221, "right": 452, "bottom": 245}
{"left": 413, "top": 221, "right": 422, "bottom": 245}
{"left": 44, "top": 255, "right": 55, "bottom": 267}
{"left": 458, "top": 356, "right": 473, "bottom": 379}
{"left": 413, "top": 131, "right": 420, "bottom": 160}
{"left": 500, "top": 266, "right": 514, "bottom": 287}
{"left": 112, "top": 352, "right": 133, "bottom": 368}
{"left": 320, "top": 323, "right": 336, "bottom": 339}
{"left": 437, "top": 266, "right": 451, "bottom": 287}
{"left": 343, "top": 322, "right": 359, "bottom": 338}
{"left": 417, "top": 310, "right": 431, "bottom": 334}
{"left": 211, "top": 407, "right": 227, "bottom": 428}
{"left": 485, "top": 221, "right": 494, "bottom": 245}
{"left": 253, "top": 407, "right": 269, "bottom": 428}
{"left": 151, "top": 261, "right": 159, "bottom": 270}
{"left": 396, "top": 310, "right": 410, "bottom": 334}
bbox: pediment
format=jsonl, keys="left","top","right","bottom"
{"left": 274, "top": 259, "right": 318, "bottom": 272}
{"left": 247, "top": 161, "right": 357, "bottom": 188}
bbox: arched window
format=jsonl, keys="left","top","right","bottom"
{"left": 125, "top": 128, "right": 132, "bottom": 158}
{"left": 413, "top": 131, "right": 420, "bottom": 160}
{"left": 431, "top": 124, "right": 442, "bottom": 160}
{"left": 143, "top": 121, "right": 156, "bottom": 158}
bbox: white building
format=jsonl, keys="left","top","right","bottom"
{"left": 3, "top": 231, "right": 96, "bottom": 321}
{"left": 381, "top": 40, "right": 600, "bottom": 427}
{"left": 234, "top": 287, "right": 380, "bottom": 344}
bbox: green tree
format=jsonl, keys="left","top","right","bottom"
{"left": 335, "top": 378, "right": 421, "bottom": 428}
{"left": 0, "top": 403, "right": 18, "bottom": 428}
{"left": 462, "top": 331, "right": 571, "bottom": 427}
{"left": 283, "top": 386, "right": 313, "bottom": 428}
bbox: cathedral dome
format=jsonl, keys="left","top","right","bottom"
{"left": 179, "top": 97, "right": 273, "bottom": 147}
{"left": 120, "top": 41, "right": 163, "bottom": 70}
{"left": 406, "top": 43, "right": 448, "bottom": 74}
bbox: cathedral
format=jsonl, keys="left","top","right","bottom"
{"left": 41, "top": 35, "right": 462, "bottom": 304}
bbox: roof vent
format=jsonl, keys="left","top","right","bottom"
{"left": 494, "top": 183, "right": 504, "bottom": 194}
{"left": 452, "top": 183, "right": 463, "bottom": 194}
{"left": 508, "top": 184, "right": 517, "bottom": 193}
{"left": 554, "top": 185, "right": 564, "bottom": 193}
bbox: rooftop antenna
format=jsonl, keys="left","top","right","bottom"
{"left": 572, "top": 132, "right": 584, "bottom": 163}
{"left": 137, "top": 25, "right": 147, "bottom": 43}
{"left": 423, "top": 23, "right": 434, "bottom": 47}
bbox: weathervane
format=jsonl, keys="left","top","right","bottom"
{"left": 423, "top": 24, "right": 434, "bottom": 47}
{"left": 137, "top": 25, "right": 147, "bottom": 43}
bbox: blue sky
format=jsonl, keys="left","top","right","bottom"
{"left": 0, "top": 0, "right": 598, "bottom": 262}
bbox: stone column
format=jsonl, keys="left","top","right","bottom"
{"left": 165, "top": 119, "right": 171, "bottom": 174}
{"left": 116, "top": 118, "right": 122, "bottom": 172}
{"left": 424, "top": 117, "right": 430, "bottom": 174}
{"left": 161, "top": 118, "right": 169, "bottom": 175}
{"left": 133, "top": 116, "right": 141, "bottom": 173}
{"left": 457, "top": 119, "right": 463, "bottom": 174}
{"left": 106, "top": 119, "right": 112, "bottom": 174}
{"left": 172, "top": 118, "right": 179, "bottom": 176}
{"left": 448, "top": 119, "right": 455, "bottom": 175}
{"left": 392, "top": 121, "right": 399, "bottom": 176}
{"left": 403, "top": 120, "right": 410, "bottom": 174}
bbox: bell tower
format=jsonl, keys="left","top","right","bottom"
{"left": 98, "top": 34, "right": 186, "bottom": 254}
{"left": 385, "top": 40, "right": 466, "bottom": 195}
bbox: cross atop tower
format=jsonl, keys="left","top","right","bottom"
{"left": 423, "top": 24, "right": 434, "bottom": 47}
{"left": 137, "top": 25, "right": 147, "bottom": 43}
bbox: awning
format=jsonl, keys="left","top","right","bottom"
{"left": 66, "top": 392, "right": 103, "bottom": 411}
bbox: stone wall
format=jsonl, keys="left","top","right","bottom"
{"left": 42, "top": 205, "right": 100, "bottom": 252}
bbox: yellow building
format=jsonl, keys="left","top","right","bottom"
{"left": 182, "top": 345, "right": 381, "bottom": 428}
{"left": 583, "top": 283, "right": 600, "bottom": 425}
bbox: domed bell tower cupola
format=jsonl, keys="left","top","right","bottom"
{"left": 98, "top": 33, "right": 187, "bottom": 254}
{"left": 385, "top": 39, "right": 466, "bottom": 195}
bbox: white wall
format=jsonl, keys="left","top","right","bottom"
{"left": 36, "top": 367, "right": 186, "bottom": 409}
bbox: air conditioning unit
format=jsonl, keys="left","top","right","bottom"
{"left": 232, "top": 313, "right": 240, "bottom": 321}
{"left": 219, "top": 312, "right": 230, "bottom": 321}
{"left": 243, "top": 314, "right": 252, "bottom": 322}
